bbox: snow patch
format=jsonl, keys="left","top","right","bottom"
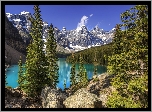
{"left": 21, "top": 11, "right": 30, "bottom": 15}
{"left": 13, "top": 19, "right": 22, "bottom": 21}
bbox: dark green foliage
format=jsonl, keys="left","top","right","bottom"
{"left": 45, "top": 24, "right": 59, "bottom": 88}
{"left": 77, "top": 54, "right": 88, "bottom": 88}
{"left": 106, "top": 5, "right": 148, "bottom": 108}
{"left": 81, "top": 69, "right": 88, "bottom": 87}
{"left": 66, "top": 43, "right": 113, "bottom": 66}
{"left": 17, "top": 56, "right": 25, "bottom": 89}
{"left": 70, "top": 53, "right": 77, "bottom": 87}
{"left": 93, "top": 51, "right": 98, "bottom": 77}
{"left": 56, "top": 52, "right": 71, "bottom": 58}
{"left": 18, "top": 5, "right": 50, "bottom": 98}
{"left": 93, "top": 66, "right": 97, "bottom": 76}
{"left": 77, "top": 54, "right": 85, "bottom": 82}
{"left": 63, "top": 79, "right": 66, "bottom": 90}
{"left": 5, "top": 64, "right": 8, "bottom": 86}
{"left": 69, "top": 54, "right": 88, "bottom": 93}
{"left": 5, "top": 74, "right": 7, "bottom": 86}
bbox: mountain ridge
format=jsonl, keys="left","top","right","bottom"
{"left": 6, "top": 11, "right": 115, "bottom": 53}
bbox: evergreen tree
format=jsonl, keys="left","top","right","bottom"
{"left": 45, "top": 24, "right": 59, "bottom": 88}
{"left": 77, "top": 54, "right": 88, "bottom": 88}
{"left": 70, "top": 53, "right": 77, "bottom": 87}
{"left": 106, "top": 5, "right": 148, "bottom": 108}
{"left": 107, "top": 24, "right": 124, "bottom": 76}
{"left": 18, "top": 56, "right": 25, "bottom": 89}
{"left": 5, "top": 73, "right": 7, "bottom": 86}
{"left": 63, "top": 79, "right": 66, "bottom": 90}
{"left": 94, "top": 66, "right": 97, "bottom": 75}
{"left": 19, "top": 5, "right": 49, "bottom": 98}
{"left": 77, "top": 54, "right": 84, "bottom": 82}
{"left": 93, "top": 51, "right": 98, "bottom": 77}
{"left": 81, "top": 69, "right": 88, "bottom": 87}
{"left": 5, "top": 63, "right": 8, "bottom": 86}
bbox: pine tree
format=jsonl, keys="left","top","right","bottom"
{"left": 45, "top": 23, "right": 59, "bottom": 88}
{"left": 107, "top": 24, "right": 124, "bottom": 76}
{"left": 63, "top": 79, "right": 66, "bottom": 90}
{"left": 5, "top": 73, "right": 7, "bottom": 86}
{"left": 19, "top": 5, "right": 49, "bottom": 98}
{"left": 106, "top": 5, "right": 148, "bottom": 108}
{"left": 81, "top": 69, "right": 88, "bottom": 87}
{"left": 70, "top": 53, "right": 77, "bottom": 87}
{"left": 77, "top": 54, "right": 88, "bottom": 88}
{"left": 5, "top": 63, "right": 8, "bottom": 86}
{"left": 77, "top": 54, "right": 84, "bottom": 82}
{"left": 18, "top": 56, "right": 25, "bottom": 89}
{"left": 93, "top": 51, "right": 98, "bottom": 77}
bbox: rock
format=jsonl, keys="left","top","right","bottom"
{"left": 65, "top": 85, "right": 77, "bottom": 97}
{"left": 12, "top": 88, "right": 22, "bottom": 97}
{"left": 63, "top": 88, "right": 102, "bottom": 108}
{"left": 86, "top": 81, "right": 101, "bottom": 96}
{"left": 87, "top": 73, "right": 114, "bottom": 96}
{"left": 92, "top": 75, "right": 98, "bottom": 79}
{"left": 41, "top": 86, "right": 67, "bottom": 108}
{"left": 5, "top": 87, "right": 42, "bottom": 108}
{"left": 85, "top": 73, "right": 116, "bottom": 108}
{"left": 98, "top": 86, "right": 116, "bottom": 108}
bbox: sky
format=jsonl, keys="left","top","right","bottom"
{"left": 5, "top": 5, "right": 135, "bottom": 31}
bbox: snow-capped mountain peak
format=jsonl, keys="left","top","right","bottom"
{"left": 6, "top": 11, "right": 115, "bottom": 53}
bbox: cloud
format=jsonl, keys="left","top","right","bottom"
{"left": 76, "top": 15, "right": 89, "bottom": 32}
{"left": 90, "top": 14, "right": 93, "bottom": 17}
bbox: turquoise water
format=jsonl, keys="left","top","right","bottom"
{"left": 6, "top": 58, "right": 107, "bottom": 90}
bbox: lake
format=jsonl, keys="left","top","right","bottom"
{"left": 6, "top": 58, "right": 107, "bottom": 90}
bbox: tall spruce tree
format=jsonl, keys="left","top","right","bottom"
{"left": 106, "top": 5, "right": 148, "bottom": 108}
{"left": 5, "top": 63, "right": 8, "bottom": 86}
{"left": 77, "top": 54, "right": 88, "bottom": 88}
{"left": 45, "top": 24, "right": 59, "bottom": 88}
{"left": 19, "top": 5, "right": 49, "bottom": 98}
{"left": 18, "top": 56, "right": 25, "bottom": 89}
{"left": 63, "top": 79, "right": 66, "bottom": 90}
{"left": 5, "top": 73, "right": 7, "bottom": 86}
{"left": 81, "top": 69, "right": 88, "bottom": 87}
{"left": 70, "top": 53, "right": 77, "bottom": 87}
{"left": 107, "top": 24, "right": 124, "bottom": 76}
{"left": 93, "top": 51, "right": 98, "bottom": 77}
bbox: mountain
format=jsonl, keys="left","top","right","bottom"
{"left": 5, "top": 43, "right": 26, "bottom": 65}
{"left": 6, "top": 11, "right": 115, "bottom": 53}
{"left": 5, "top": 15, "right": 27, "bottom": 65}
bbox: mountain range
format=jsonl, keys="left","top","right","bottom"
{"left": 6, "top": 11, "right": 115, "bottom": 53}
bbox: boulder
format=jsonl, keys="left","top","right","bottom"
{"left": 41, "top": 86, "right": 67, "bottom": 108}
{"left": 63, "top": 88, "right": 102, "bottom": 108}
{"left": 98, "top": 86, "right": 116, "bottom": 108}
{"left": 86, "top": 73, "right": 114, "bottom": 96}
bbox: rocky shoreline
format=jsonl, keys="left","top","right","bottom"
{"left": 5, "top": 72, "right": 114, "bottom": 108}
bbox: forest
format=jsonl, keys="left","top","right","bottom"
{"left": 66, "top": 42, "right": 113, "bottom": 66}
